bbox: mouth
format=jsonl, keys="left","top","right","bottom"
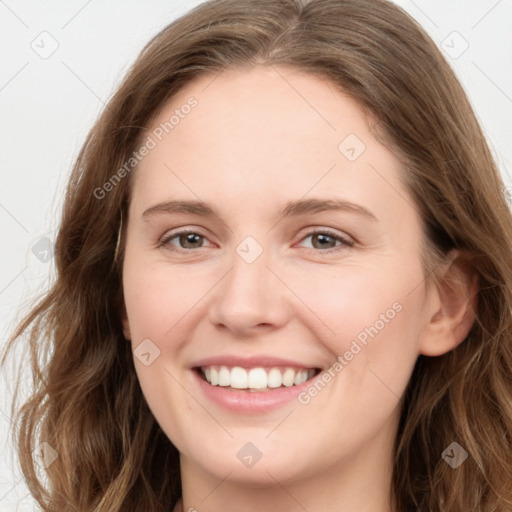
{"left": 194, "top": 365, "right": 322, "bottom": 392}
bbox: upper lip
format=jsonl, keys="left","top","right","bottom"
{"left": 192, "top": 355, "right": 321, "bottom": 369}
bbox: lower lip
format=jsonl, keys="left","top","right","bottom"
{"left": 192, "top": 369, "right": 317, "bottom": 414}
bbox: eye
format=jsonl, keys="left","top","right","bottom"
{"left": 158, "top": 229, "right": 211, "bottom": 252}
{"left": 157, "top": 227, "right": 354, "bottom": 254}
{"left": 297, "top": 229, "right": 354, "bottom": 253}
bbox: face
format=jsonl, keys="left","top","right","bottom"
{"left": 121, "top": 66, "right": 437, "bottom": 486}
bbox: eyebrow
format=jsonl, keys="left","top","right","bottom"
{"left": 142, "top": 198, "right": 377, "bottom": 222}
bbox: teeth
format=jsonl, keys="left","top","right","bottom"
{"left": 248, "top": 368, "right": 267, "bottom": 389}
{"left": 267, "top": 368, "right": 282, "bottom": 388}
{"left": 282, "top": 368, "right": 295, "bottom": 387}
{"left": 201, "top": 365, "right": 316, "bottom": 390}
{"left": 230, "top": 367, "right": 248, "bottom": 389}
{"left": 294, "top": 369, "right": 308, "bottom": 385}
{"left": 218, "top": 366, "right": 230, "bottom": 386}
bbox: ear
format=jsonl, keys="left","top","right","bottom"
{"left": 120, "top": 303, "right": 132, "bottom": 341}
{"left": 419, "top": 250, "right": 478, "bottom": 356}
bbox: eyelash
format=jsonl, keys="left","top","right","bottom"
{"left": 157, "top": 228, "right": 354, "bottom": 254}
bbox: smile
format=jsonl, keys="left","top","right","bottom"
{"left": 197, "top": 365, "right": 320, "bottom": 392}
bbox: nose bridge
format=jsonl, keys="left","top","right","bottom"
{"left": 207, "top": 234, "right": 289, "bottom": 333}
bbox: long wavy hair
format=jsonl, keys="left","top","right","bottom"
{"left": 2, "top": 0, "right": 512, "bottom": 510}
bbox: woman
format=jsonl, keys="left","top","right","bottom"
{"left": 3, "top": 0, "right": 512, "bottom": 510}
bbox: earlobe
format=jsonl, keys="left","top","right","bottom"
{"left": 419, "top": 250, "right": 478, "bottom": 357}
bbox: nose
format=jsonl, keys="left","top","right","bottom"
{"left": 207, "top": 241, "right": 290, "bottom": 337}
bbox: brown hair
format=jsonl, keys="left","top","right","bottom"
{"left": 2, "top": 0, "right": 512, "bottom": 510}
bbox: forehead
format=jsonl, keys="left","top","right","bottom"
{"left": 146, "top": 65, "right": 374, "bottom": 161}
{"left": 129, "top": 65, "right": 415, "bottom": 229}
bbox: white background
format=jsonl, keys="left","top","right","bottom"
{"left": 1, "top": 1, "right": 511, "bottom": 509}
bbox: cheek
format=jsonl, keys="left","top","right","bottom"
{"left": 122, "top": 260, "right": 203, "bottom": 341}
{"left": 285, "top": 256, "right": 427, "bottom": 400}
{"left": 122, "top": 261, "right": 203, "bottom": 445}
{"left": 285, "top": 257, "right": 422, "bottom": 345}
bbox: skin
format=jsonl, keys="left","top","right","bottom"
{"left": 121, "top": 65, "right": 476, "bottom": 512}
